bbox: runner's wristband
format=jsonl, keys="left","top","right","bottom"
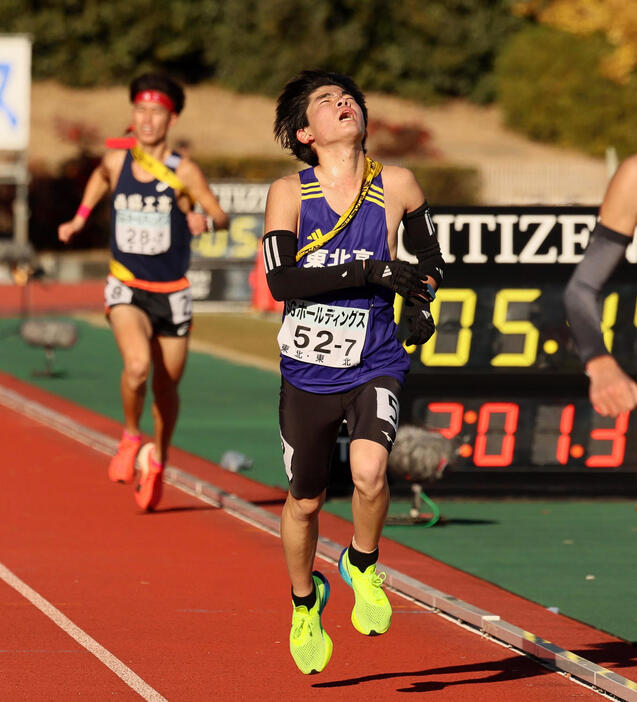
{"left": 263, "top": 230, "right": 366, "bottom": 301}
{"left": 402, "top": 202, "right": 445, "bottom": 287}
{"left": 76, "top": 204, "right": 92, "bottom": 220}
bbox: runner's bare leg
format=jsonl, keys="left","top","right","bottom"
{"left": 109, "top": 305, "right": 153, "bottom": 435}
{"left": 150, "top": 335, "right": 188, "bottom": 464}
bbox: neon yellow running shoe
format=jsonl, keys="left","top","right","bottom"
{"left": 289, "top": 571, "right": 333, "bottom": 674}
{"left": 338, "top": 548, "right": 392, "bottom": 635}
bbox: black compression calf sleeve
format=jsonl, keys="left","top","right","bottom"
{"left": 263, "top": 230, "right": 366, "bottom": 301}
{"left": 402, "top": 202, "right": 445, "bottom": 286}
{"left": 564, "top": 222, "right": 631, "bottom": 365}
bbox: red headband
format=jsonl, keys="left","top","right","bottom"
{"left": 133, "top": 90, "right": 175, "bottom": 113}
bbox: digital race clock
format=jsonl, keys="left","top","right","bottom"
{"left": 395, "top": 207, "right": 637, "bottom": 493}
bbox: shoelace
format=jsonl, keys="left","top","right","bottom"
{"left": 291, "top": 611, "right": 315, "bottom": 640}
{"left": 368, "top": 571, "right": 387, "bottom": 601}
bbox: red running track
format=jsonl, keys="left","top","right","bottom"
{"left": 0, "top": 405, "right": 609, "bottom": 699}
{"left": 0, "top": 281, "right": 104, "bottom": 317}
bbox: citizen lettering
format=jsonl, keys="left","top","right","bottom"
{"left": 398, "top": 208, "right": 637, "bottom": 265}
{"left": 518, "top": 215, "right": 558, "bottom": 263}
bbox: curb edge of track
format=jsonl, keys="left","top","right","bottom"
{"left": 1, "top": 383, "right": 635, "bottom": 702}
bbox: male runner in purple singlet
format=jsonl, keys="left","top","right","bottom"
{"left": 263, "top": 70, "right": 445, "bottom": 673}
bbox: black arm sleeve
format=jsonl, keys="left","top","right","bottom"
{"left": 564, "top": 222, "right": 631, "bottom": 365}
{"left": 263, "top": 230, "right": 366, "bottom": 301}
{"left": 402, "top": 202, "right": 446, "bottom": 286}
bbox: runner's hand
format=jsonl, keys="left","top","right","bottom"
{"left": 403, "top": 300, "right": 436, "bottom": 346}
{"left": 586, "top": 355, "right": 637, "bottom": 417}
{"left": 186, "top": 212, "right": 209, "bottom": 236}
{"left": 365, "top": 260, "right": 431, "bottom": 302}
{"left": 58, "top": 218, "right": 84, "bottom": 244}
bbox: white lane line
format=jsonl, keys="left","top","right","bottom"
{"left": 0, "top": 563, "right": 168, "bottom": 702}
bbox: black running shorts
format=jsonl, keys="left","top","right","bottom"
{"left": 104, "top": 275, "right": 192, "bottom": 337}
{"left": 279, "top": 375, "right": 402, "bottom": 499}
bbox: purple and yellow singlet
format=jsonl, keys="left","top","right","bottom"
{"left": 278, "top": 167, "right": 410, "bottom": 393}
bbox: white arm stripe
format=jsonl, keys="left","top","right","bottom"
{"left": 263, "top": 238, "right": 274, "bottom": 273}
{"left": 425, "top": 210, "right": 436, "bottom": 237}
{"left": 264, "top": 236, "right": 282, "bottom": 273}
{"left": 271, "top": 237, "right": 281, "bottom": 268}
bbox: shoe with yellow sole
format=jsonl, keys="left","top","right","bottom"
{"left": 289, "top": 571, "right": 333, "bottom": 674}
{"left": 338, "top": 548, "right": 391, "bottom": 635}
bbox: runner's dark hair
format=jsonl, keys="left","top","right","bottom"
{"left": 274, "top": 70, "right": 368, "bottom": 166}
{"left": 129, "top": 73, "right": 185, "bottom": 115}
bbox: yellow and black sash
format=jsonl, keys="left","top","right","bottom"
{"left": 109, "top": 145, "right": 191, "bottom": 284}
{"left": 130, "top": 144, "right": 191, "bottom": 200}
{"left": 295, "top": 157, "right": 383, "bottom": 262}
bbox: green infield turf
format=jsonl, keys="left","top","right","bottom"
{"left": 0, "top": 315, "right": 284, "bottom": 486}
{"left": 1, "top": 314, "right": 635, "bottom": 643}
{"left": 331, "top": 497, "right": 637, "bottom": 643}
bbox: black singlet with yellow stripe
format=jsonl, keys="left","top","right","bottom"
{"left": 110, "top": 151, "right": 190, "bottom": 285}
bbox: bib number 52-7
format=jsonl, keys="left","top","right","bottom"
{"left": 278, "top": 300, "right": 369, "bottom": 368}
{"left": 293, "top": 326, "right": 357, "bottom": 357}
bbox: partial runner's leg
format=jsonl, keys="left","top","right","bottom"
{"left": 107, "top": 305, "right": 153, "bottom": 483}
{"left": 339, "top": 438, "right": 392, "bottom": 635}
{"left": 150, "top": 334, "right": 189, "bottom": 464}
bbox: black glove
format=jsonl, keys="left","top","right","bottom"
{"left": 365, "top": 259, "right": 431, "bottom": 302}
{"left": 403, "top": 300, "right": 436, "bottom": 346}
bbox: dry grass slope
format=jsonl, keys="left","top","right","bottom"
{"left": 30, "top": 81, "right": 608, "bottom": 204}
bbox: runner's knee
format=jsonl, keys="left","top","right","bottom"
{"left": 351, "top": 458, "right": 388, "bottom": 501}
{"left": 123, "top": 357, "right": 150, "bottom": 389}
{"left": 286, "top": 492, "right": 324, "bottom": 521}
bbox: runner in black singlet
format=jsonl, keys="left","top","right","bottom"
{"left": 58, "top": 73, "right": 228, "bottom": 511}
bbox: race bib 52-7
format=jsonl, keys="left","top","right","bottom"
{"left": 278, "top": 299, "right": 369, "bottom": 368}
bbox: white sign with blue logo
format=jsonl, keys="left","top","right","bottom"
{"left": 0, "top": 36, "right": 31, "bottom": 151}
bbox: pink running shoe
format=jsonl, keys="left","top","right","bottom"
{"left": 134, "top": 443, "right": 163, "bottom": 511}
{"left": 108, "top": 432, "right": 141, "bottom": 483}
